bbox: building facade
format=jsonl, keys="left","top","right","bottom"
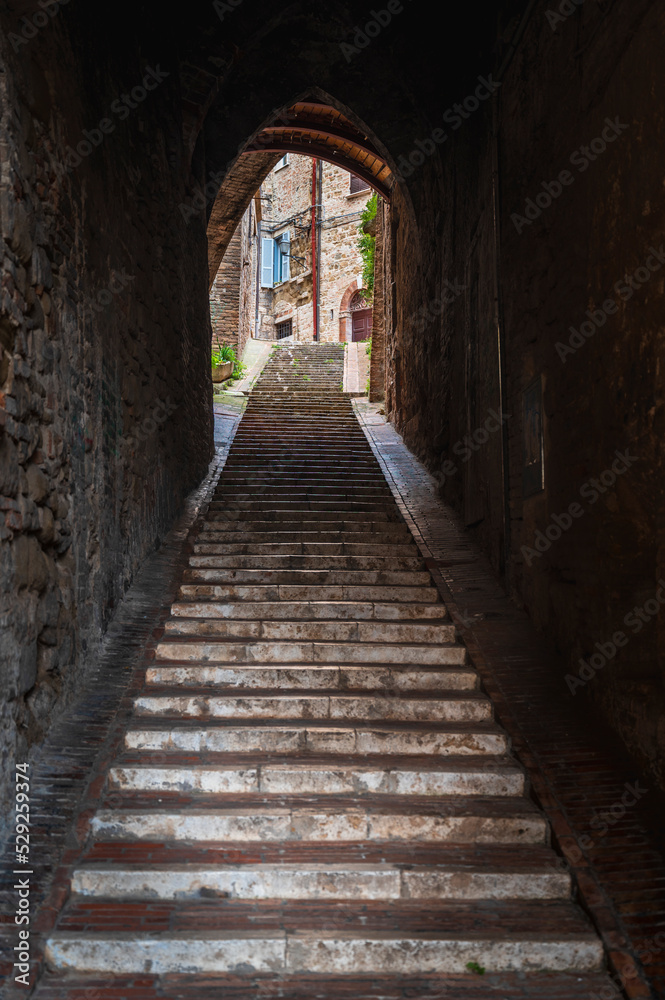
{"left": 209, "top": 154, "right": 376, "bottom": 352}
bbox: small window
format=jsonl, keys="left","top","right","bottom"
{"left": 275, "top": 154, "right": 289, "bottom": 170}
{"left": 262, "top": 231, "right": 290, "bottom": 287}
{"left": 276, "top": 319, "right": 292, "bottom": 340}
{"left": 350, "top": 173, "right": 370, "bottom": 193}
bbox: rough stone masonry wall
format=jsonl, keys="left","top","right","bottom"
{"left": 0, "top": 9, "right": 213, "bottom": 824}
{"left": 245, "top": 155, "right": 369, "bottom": 344}
{"left": 388, "top": 0, "right": 665, "bottom": 790}
{"left": 317, "top": 160, "right": 370, "bottom": 344}
{"left": 265, "top": 154, "right": 313, "bottom": 341}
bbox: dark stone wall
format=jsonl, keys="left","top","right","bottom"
{"left": 385, "top": 0, "right": 665, "bottom": 789}
{"left": 0, "top": 5, "right": 213, "bottom": 818}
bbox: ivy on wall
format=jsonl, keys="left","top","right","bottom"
{"left": 357, "top": 193, "right": 378, "bottom": 300}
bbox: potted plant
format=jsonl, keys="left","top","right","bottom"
{"left": 212, "top": 342, "right": 235, "bottom": 383}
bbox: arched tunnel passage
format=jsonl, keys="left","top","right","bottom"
{"left": 1, "top": 1, "right": 665, "bottom": 995}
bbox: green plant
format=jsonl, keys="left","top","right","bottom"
{"left": 357, "top": 192, "right": 378, "bottom": 299}
{"left": 365, "top": 338, "right": 372, "bottom": 357}
{"left": 466, "top": 962, "right": 485, "bottom": 976}
{"left": 227, "top": 360, "right": 248, "bottom": 383}
{"left": 365, "top": 376, "right": 370, "bottom": 394}
{"left": 212, "top": 342, "right": 236, "bottom": 367}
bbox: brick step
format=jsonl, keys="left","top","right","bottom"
{"left": 132, "top": 692, "right": 491, "bottom": 722}
{"left": 151, "top": 639, "right": 466, "bottom": 665}
{"left": 26, "top": 971, "right": 622, "bottom": 999}
{"left": 124, "top": 722, "right": 509, "bottom": 756}
{"left": 81, "top": 840, "right": 552, "bottom": 867}
{"left": 192, "top": 542, "right": 419, "bottom": 555}
{"left": 183, "top": 570, "right": 432, "bottom": 586}
{"left": 177, "top": 584, "right": 440, "bottom": 602}
{"left": 205, "top": 499, "right": 399, "bottom": 512}
{"left": 224, "top": 451, "right": 379, "bottom": 461}
{"left": 105, "top": 761, "right": 524, "bottom": 797}
{"left": 215, "top": 479, "right": 390, "bottom": 489}
{"left": 212, "top": 488, "right": 395, "bottom": 500}
{"left": 163, "top": 620, "right": 454, "bottom": 642}
{"left": 221, "top": 461, "right": 382, "bottom": 470}
{"left": 68, "top": 861, "right": 571, "bottom": 901}
{"left": 204, "top": 510, "right": 401, "bottom": 523}
{"left": 53, "top": 899, "right": 592, "bottom": 935}
{"left": 88, "top": 798, "right": 547, "bottom": 843}
{"left": 197, "top": 524, "right": 411, "bottom": 537}
{"left": 169, "top": 600, "right": 447, "bottom": 621}
{"left": 186, "top": 554, "right": 425, "bottom": 571}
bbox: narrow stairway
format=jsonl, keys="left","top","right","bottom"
{"left": 42, "top": 344, "right": 613, "bottom": 998}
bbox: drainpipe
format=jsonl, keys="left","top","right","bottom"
{"left": 311, "top": 158, "right": 319, "bottom": 342}
{"left": 254, "top": 217, "right": 261, "bottom": 339}
{"left": 316, "top": 159, "right": 322, "bottom": 340}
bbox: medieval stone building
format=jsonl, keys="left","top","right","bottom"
{"left": 210, "top": 153, "right": 374, "bottom": 350}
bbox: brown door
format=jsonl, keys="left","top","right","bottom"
{"left": 352, "top": 308, "right": 373, "bottom": 342}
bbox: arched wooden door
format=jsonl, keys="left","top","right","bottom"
{"left": 350, "top": 290, "right": 373, "bottom": 342}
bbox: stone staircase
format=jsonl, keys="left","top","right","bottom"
{"left": 41, "top": 343, "right": 612, "bottom": 997}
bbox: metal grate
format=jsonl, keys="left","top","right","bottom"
{"left": 276, "top": 320, "right": 293, "bottom": 340}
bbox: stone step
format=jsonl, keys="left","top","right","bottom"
{"left": 106, "top": 762, "right": 524, "bottom": 797}
{"left": 169, "top": 601, "right": 448, "bottom": 621}
{"left": 163, "top": 620, "right": 455, "bottom": 642}
{"left": 177, "top": 585, "right": 440, "bottom": 602}
{"left": 124, "top": 723, "right": 509, "bottom": 756}
{"left": 45, "top": 930, "right": 603, "bottom": 976}
{"left": 183, "top": 570, "right": 433, "bottom": 586}
{"left": 146, "top": 664, "right": 474, "bottom": 689}
{"left": 69, "top": 861, "right": 571, "bottom": 901}
{"left": 152, "top": 640, "right": 467, "bottom": 665}
{"left": 146, "top": 663, "right": 474, "bottom": 689}
{"left": 133, "top": 692, "right": 491, "bottom": 722}
{"left": 88, "top": 799, "right": 546, "bottom": 843}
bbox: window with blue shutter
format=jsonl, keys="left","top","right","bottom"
{"left": 273, "top": 238, "right": 282, "bottom": 284}
{"left": 280, "top": 230, "right": 290, "bottom": 281}
{"left": 261, "top": 237, "right": 274, "bottom": 287}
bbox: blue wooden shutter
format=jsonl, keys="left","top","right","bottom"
{"left": 261, "top": 237, "right": 274, "bottom": 287}
{"left": 273, "top": 238, "right": 282, "bottom": 284}
{"left": 281, "top": 230, "right": 290, "bottom": 280}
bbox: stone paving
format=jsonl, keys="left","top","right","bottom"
{"left": 355, "top": 397, "right": 665, "bottom": 1000}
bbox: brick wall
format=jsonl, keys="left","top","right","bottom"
{"left": 210, "top": 224, "right": 242, "bottom": 350}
